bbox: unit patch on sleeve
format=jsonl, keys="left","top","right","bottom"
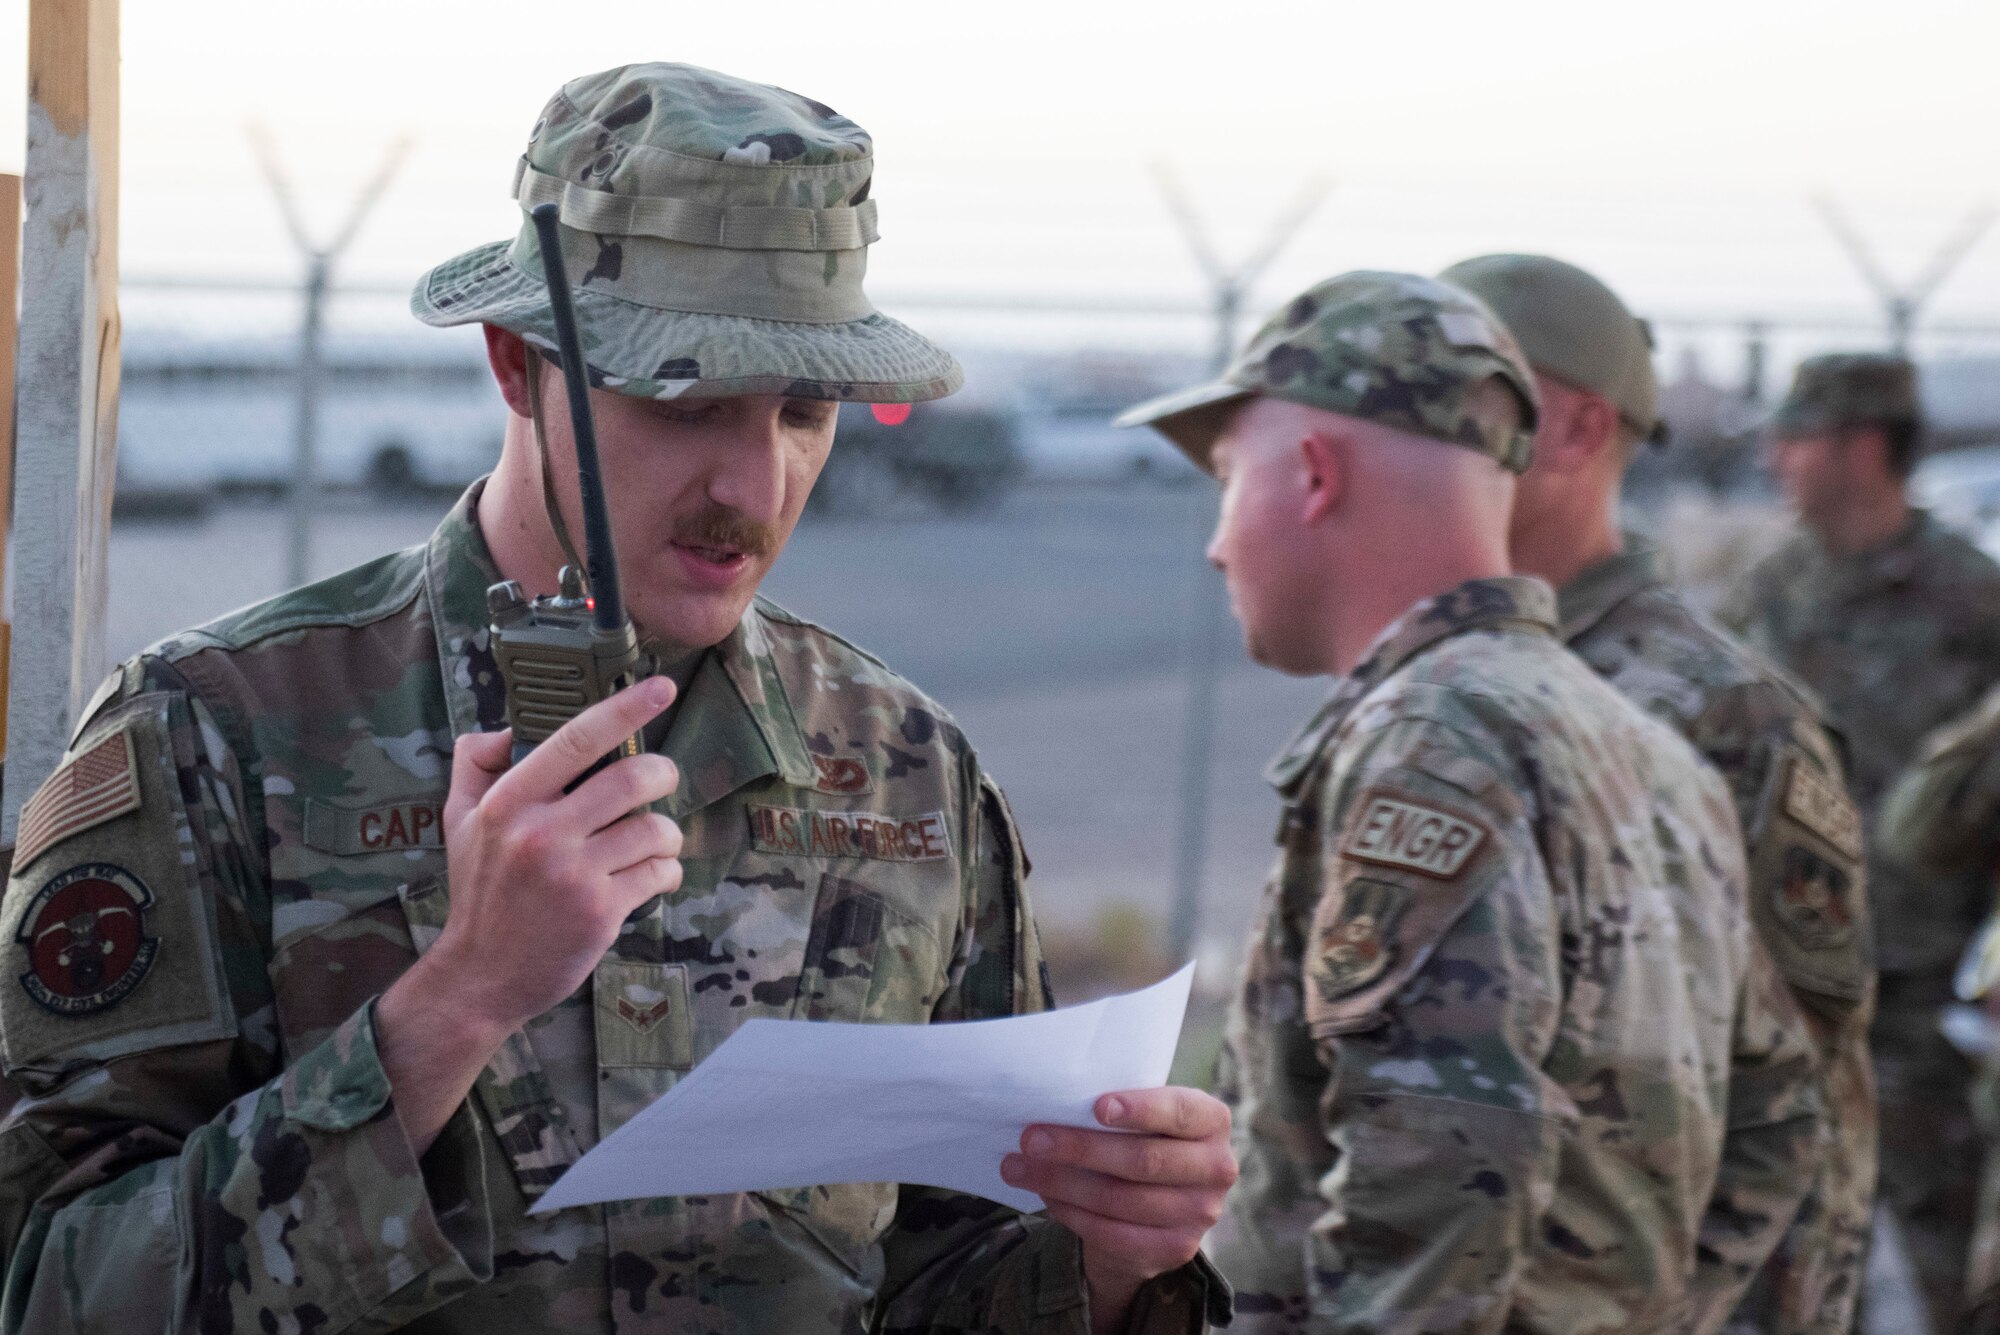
{"left": 748, "top": 806, "right": 951, "bottom": 863}
{"left": 14, "top": 863, "right": 158, "bottom": 1016}
{"left": 1782, "top": 756, "right": 1864, "bottom": 861}
{"left": 1339, "top": 792, "right": 1490, "bottom": 880}
{"left": 13, "top": 730, "right": 143, "bottom": 871}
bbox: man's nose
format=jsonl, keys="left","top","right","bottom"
{"left": 706, "top": 413, "right": 787, "bottom": 523}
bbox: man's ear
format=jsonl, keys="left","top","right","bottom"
{"left": 1299, "top": 429, "right": 1344, "bottom": 524}
{"left": 1544, "top": 391, "right": 1620, "bottom": 474}
{"left": 482, "top": 323, "right": 536, "bottom": 419}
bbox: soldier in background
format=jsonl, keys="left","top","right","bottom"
{"left": 1446, "top": 253, "right": 1875, "bottom": 1334}
{"left": 1879, "top": 686, "right": 2000, "bottom": 1333}
{"left": 0, "top": 64, "right": 1237, "bottom": 1333}
{"left": 1721, "top": 354, "right": 2000, "bottom": 1329}
{"left": 1117, "top": 271, "right": 1824, "bottom": 1332}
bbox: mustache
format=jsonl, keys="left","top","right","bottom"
{"left": 671, "top": 504, "right": 778, "bottom": 559}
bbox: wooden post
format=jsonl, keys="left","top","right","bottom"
{"left": 2, "top": 0, "right": 119, "bottom": 841}
{"left": 0, "top": 173, "right": 21, "bottom": 764}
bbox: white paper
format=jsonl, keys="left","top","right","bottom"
{"left": 532, "top": 962, "right": 1196, "bottom": 1215}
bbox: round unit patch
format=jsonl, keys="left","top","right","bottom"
{"left": 15, "top": 862, "right": 159, "bottom": 1016}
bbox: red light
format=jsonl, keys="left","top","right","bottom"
{"left": 871, "top": 403, "right": 912, "bottom": 426}
{"left": 586, "top": 597, "right": 596, "bottom": 610}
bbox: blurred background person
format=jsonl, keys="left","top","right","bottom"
{"left": 1879, "top": 685, "right": 2000, "bottom": 1335}
{"left": 1721, "top": 356, "right": 2000, "bottom": 1330}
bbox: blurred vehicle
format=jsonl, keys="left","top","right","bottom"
{"left": 811, "top": 400, "right": 1025, "bottom": 516}
{"left": 1012, "top": 357, "right": 1200, "bottom": 484}
{"left": 116, "top": 326, "right": 502, "bottom": 499}
{"left": 1912, "top": 444, "right": 2000, "bottom": 562}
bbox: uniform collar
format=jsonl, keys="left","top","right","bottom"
{"left": 423, "top": 482, "right": 819, "bottom": 816}
{"left": 1557, "top": 545, "right": 1667, "bottom": 643}
{"left": 1265, "top": 574, "right": 1556, "bottom": 794}
{"left": 1816, "top": 506, "right": 1931, "bottom": 591}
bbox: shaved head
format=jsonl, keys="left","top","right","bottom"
{"left": 1207, "top": 397, "right": 1516, "bottom": 675}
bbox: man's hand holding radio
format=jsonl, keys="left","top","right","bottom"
{"left": 376, "top": 679, "right": 684, "bottom": 1155}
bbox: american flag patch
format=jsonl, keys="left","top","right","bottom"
{"left": 15, "top": 730, "right": 143, "bottom": 870}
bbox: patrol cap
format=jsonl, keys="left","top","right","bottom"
{"left": 1114, "top": 270, "right": 1540, "bottom": 474}
{"left": 1438, "top": 253, "right": 1663, "bottom": 444}
{"left": 1771, "top": 351, "right": 1920, "bottom": 437}
{"left": 413, "top": 63, "right": 961, "bottom": 404}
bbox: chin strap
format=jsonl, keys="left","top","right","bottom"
{"left": 523, "top": 355, "right": 590, "bottom": 586}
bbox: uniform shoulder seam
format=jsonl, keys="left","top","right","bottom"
{"left": 150, "top": 544, "right": 428, "bottom": 662}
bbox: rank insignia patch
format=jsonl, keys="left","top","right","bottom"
{"left": 15, "top": 862, "right": 159, "bottom": 1016}
{"left": 14, "top": 729, "right": 142, "bottom": 870}
{"left": 1340, "top": 792, "right": 1490, "bottom": 879}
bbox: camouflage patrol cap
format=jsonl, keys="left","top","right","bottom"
{"left": 1114, "top": 271, "right": 1540, "bottom": 474}
{"left": 1771, "top": 351, "right": 1920, "bottom": 436}
{"left": 1438, "top": 254, "right": 1663, "bottom": 444}
{"left": 412, "top": 63, "right": 961, "bottom": 403}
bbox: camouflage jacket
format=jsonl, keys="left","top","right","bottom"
{"left": 1719, "top": 509, "right": 2000, "bottom": 977}
{"left": 1562, "top": 548, "right": 1874, "bottom": 1335}
{"left": 1879, "top": 680, "right": 2000, "bottom": 883}
{"left": 1209, "top": 576, "right": 1825, "bottom": 1335}
{"left": 0, "top": 487, "right": 1229, "bottom": 1335}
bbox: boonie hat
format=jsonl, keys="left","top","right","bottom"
{"left": 1771, "top": 352, "right": 1920, "bottom": 437}
{"left": 1439, "top": 254, "right": 1663, "bottom": 444}
{"left": 1115, "top": 270, "right": 1540, "bottom": 473}
{"left": 413, "top": 63, "right": 961, "bottom": 403}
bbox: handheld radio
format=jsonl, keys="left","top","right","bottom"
{"left": 486, "top": 202, "right": 647, "bottom": 769}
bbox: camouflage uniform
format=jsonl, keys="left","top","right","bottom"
{"left": 1878, "top": 685, "right": 2000, "bottom": 1332}
{"left": 1434, "top": 254, "right": 1874, "bottom": 1334}
{"left": 0, "top": 488, "right": 1227, "bottom": 1333}
{"left": 1720, "top": 357, "right": 2000, "bottom": 1326}
{"left": 1119, "top": 273, "right": 1826, "bottom": 1333}
{"left": 0, "top": 63, "right": 1229, "bottom": 1335}
{"left": 1562, "top": 546, "right": 1875, "bottom": 1334}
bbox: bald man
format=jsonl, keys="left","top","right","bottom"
{"left": 1446, "top": 253, "right": 1874, "bottom": 1334}
{"left": 1118, "top": 272, "right": 1826, "bottom": 1333}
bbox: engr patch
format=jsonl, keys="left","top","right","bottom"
{"left": 1782, "top": 757, "right": 1863, "bottom": 861}
{"left": 1340, "top": 792, "right": 1489, "bottom": 880}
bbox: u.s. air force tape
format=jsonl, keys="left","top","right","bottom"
{"left": 748, "top": 806, "right": 951, "bottom": 863}
{"left": 1339, "top": 792, "right": 1490, "bottom": 880}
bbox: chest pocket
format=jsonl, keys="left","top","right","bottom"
{"left": 265, "top": 794, "right": 445, "bottom": 1059}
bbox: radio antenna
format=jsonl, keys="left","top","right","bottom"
{"left": 529, "top": 202, "right": 627, "bottom": 634}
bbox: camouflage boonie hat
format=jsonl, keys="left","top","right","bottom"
{"left": 1439, "top": 253, "right": 1664, "bottom": 444}
{"left": 1771, "top": 352, "right": 1919, "bottom": 436}
{"left": 1114, "top": 271, "right": 1540, "bottom": 473}
{"left": 412, "top": 63, "right": 961, "bottom": 403}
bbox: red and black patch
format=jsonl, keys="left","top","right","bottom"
{"left": 15, "top": 862, "right": 159, "bottom": 1016}
{"left": 810, "top": 754, "right": 873, "bottom": 795}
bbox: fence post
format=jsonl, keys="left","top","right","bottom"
{"left": 3, "top": 0, "right": 120, "bottom": 840}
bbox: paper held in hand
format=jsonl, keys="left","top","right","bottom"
{"left": 532, "top": 963, "right": 1196, "bottom": 1215}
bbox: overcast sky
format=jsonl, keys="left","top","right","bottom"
{"left": 2, "top": 0, "right": 1998, "bottom": 361}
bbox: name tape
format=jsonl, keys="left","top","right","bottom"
{"left": 1340, "top": 793, "right": 1489, "bottom": 880}
{"left": 304, "top": 800, "right": 446, "bottom": 856}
